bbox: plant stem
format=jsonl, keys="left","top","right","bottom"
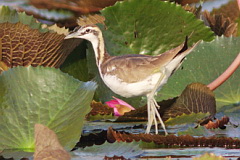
{"left": 207, "top": 53, "right": 240, "bottom": 91}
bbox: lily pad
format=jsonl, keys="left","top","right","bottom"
{"left": 72, "top": 141, "right": 143, "bottom": 159}
{"left": 165, "top": 112, "right": 210, "bottom": 126}
{"left": 159, "top": 36, "right": 240, "bottom": 107}
{"left": 0, "top": 66, "right": 97, "bottom": 151}
{"left": 101, "top": 0, "right": 214, "bottom": 55}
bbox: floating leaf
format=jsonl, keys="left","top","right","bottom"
{"left": 76, "top": 130, "right": 107, "bottom": 148}
{"left": 0, "top": 66, "right": 97, "bottom": 151}
{"left": 165, "top": 112, "right": 210, "bottom": 126}
{"left": 107, "top": 127, "right": 240, "bottom": 148}
{"left": 159, "top": 37, "right": 240, "bottom": 107}
{"left": 72, "top": 141, "right": 143, "bottom": 160}
{"left": 34, "top": 124, "right": 71, "bottom": 160}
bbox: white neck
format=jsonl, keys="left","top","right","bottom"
{"left": 89, "top": 31, "right": 106, "bottom": 67}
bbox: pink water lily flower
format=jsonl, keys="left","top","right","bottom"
{"left": 106, "top": 96, "right": 135, "bottom": 116}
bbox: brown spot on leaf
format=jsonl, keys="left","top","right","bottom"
{"left": 34, "top": 124, "right": 71, "bottom": 160}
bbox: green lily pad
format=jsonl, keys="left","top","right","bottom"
{"left": 159, "top": 36, "right": 240, "bottom": 108}
{"left": 178, "top": 126, "right": 214, "bottom": 137}
{"left": 60, "top": 41, "right": 89, "bottom": 82}
{"left": 101, "top": 0, "right": 214, "bottom": 55}
{"left": 0, "top": 66, "right": 97, "bottom": 151}
{"left": 165, "top": 112, "right": 210, "bottom": 126}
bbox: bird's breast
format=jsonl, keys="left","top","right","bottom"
{"left": 101, "top": 72, "right": 168, "bottom": 98}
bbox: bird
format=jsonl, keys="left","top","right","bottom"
{"left": 64, "top": 24, "right": 198, "bottom": 135}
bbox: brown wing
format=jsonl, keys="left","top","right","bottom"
{"left": 101, "top": 54, "right": 161, "bottom": 83}
{"left": 100, "top": 39, "right": 191, "bottom": 83}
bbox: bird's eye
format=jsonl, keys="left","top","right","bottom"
{"left": 86, "top": 29, "right": 90, "bottom": 33}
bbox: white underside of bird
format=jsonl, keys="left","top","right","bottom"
{"left": 100, "top": 53, "right": 185, "bottom": 98}
{"left": 99, "top": 53, "right": 186, "bottom": 134}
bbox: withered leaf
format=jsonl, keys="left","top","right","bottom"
{"left": 0, "top": 6, "right": 82, "bottom": 69}
{"left": 29, "top": 0, "right": 120, "bottom": 14}
{"left": 0, "top": 22, "right": 81, "bottom": 69}
{"left": 77, "top": 14, "right": 105, "bottom": 26}
{"left": 202, "top": 11, "right": 238, "bottom": 37}
{"left": 107, "top": 127, "right": 240, "bottom": 148}
{"left": 86, "top": 101, "right": 113, "bottom": 118}
{"left": 34, "top": 124, "right": 71, "bottom": 160}
{"left": 182, "top": 4, "right": 202, "bottom": 18}
{"left": 163, "top": 83, "right": 216, "bottom": 121}
{"left": 204, "top": 116, "right": 229, "bottom": 129}
{"left": 211, "top": 0, "right": 240, "bottom": 22}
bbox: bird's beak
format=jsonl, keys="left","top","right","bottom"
{"left": 64, "top": 32, "right": 79, "bottom": 39}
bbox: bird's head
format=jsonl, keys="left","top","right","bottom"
{"left": 64, "top": 25, "right": 101, "bottom": 42}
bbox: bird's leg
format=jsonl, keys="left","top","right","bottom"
{"left": 145, "top": 69, "right": 168, "bottom": 135}
{"left": 146, "top": 97, "right": 155, "bottom": 134}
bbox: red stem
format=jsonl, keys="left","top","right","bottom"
{"left": 207, "top": 53, "right": 240, "bottom": 91}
